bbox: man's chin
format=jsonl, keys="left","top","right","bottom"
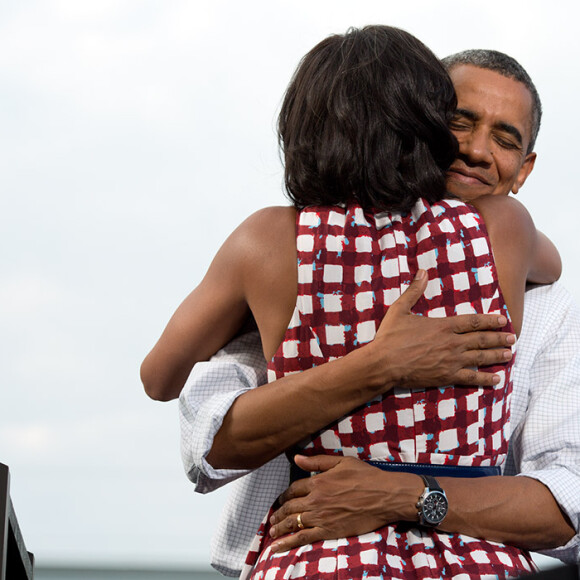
{"left": 445, "top": 180, "right": 495, "bottom": 202}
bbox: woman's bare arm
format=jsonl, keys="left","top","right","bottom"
{"left": 528, "top": 230, "right": 562, "bottom": 284}
{"left": 470, "top": 195, "right": 560, "bottom": 335}
{"left": 140, "top": 210, "right": 274, "bottom": 401}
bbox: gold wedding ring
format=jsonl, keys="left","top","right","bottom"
{"left": 296, "top": 513, "right": 305, "bottom": 530}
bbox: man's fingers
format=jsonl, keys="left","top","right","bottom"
{"left": 463, "top": 346, "right": 513, "bottom": 367}
{"left": 387, "top": 270, "right": 428, "bottom": 314}
{"left": 462, "top": 330, "right": 516, "bottom": 350}
{"left": 270, "top": 528, "right": 324, "bottom": 554}
{"left": 452, "top": 367, "right": 500, "bottom": 387}
{"left": 452, "top": 313, "right": 509, "bottom": 333}
{"left": 447, "top": 345, "right": 513, "bottom": 386}
{"left": 457, "top": 330, "right": 515, "bottom": 362}
{"left": 277, "top": 479, "right": 310, "bottom": 507}
{"left": 272, "top": 494, "right": 308, "bottom": 524}
{"left": 276, "top": 455, "right": 343, "bottom": 508}
{"left": 269, "top": 506, "right": 306, "bottom": 537}
{"left": 293, "top": 453, "right": 343, "bottom": 474}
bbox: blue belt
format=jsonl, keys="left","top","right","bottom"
{"left": 290, "top": 460, "right": 501, "bottom": 483}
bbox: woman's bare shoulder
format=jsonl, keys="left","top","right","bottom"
{"left": 239, "top": 205, "right": 297, "bottom": 234}
{"left": 227, "top": 206, "right": 297, "bottom": 259}
{"left": 470, "top": 195, "right": 533, "bottom": 233}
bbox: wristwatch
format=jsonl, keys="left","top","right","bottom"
{"left": 416, "top": 474, "right": 448, "bottom": 527}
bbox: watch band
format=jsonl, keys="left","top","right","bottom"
{"left": 421, "top": 474, "right": 443, "bottom": 492}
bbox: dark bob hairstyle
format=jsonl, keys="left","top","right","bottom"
{"left": 278, "top": 25, "right": 458, "bottom": 213}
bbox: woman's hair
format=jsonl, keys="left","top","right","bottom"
{"left": 278, "top": 25, "right": 458, "bottom": 212}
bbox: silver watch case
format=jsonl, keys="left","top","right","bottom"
{"left": 417, "top": 479, "right": 448, "bottom": 527}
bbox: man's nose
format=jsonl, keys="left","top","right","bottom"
{"left": 459, "top": 129, "right": 493, "bottom": 165}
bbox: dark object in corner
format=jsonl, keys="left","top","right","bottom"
{"left": 526, "top": 563, "right": 579, "bottom": 579}
{"left": 0, "top": 463, "right": 34, "bottom": 579}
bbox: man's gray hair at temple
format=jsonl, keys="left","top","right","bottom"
{"left": 442, "top": 49, "right": 542, "bottom": 153}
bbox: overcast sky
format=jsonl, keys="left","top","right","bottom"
{"left": 0, "top": 0, "right": 578, "bottom": 570}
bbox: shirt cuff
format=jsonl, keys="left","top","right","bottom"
{"left": 180, "top": 385, "right": 254, "bottom": 493}
{"left": 517, "top": 469, "right": 580, "bottom": 563}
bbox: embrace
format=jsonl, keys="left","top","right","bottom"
{"left": 142, "top": 25, "right": 579, "bottom": 579}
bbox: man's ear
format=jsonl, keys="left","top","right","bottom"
{"left": 511, "top": 152, "right": 536, "bottom": 194}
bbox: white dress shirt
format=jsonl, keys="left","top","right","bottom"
{"left": 179, "top": 282, "right": 580, "bottom": 576}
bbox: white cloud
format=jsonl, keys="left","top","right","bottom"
{"left": 0, "top": 274, "right": 62, "bottom": 316}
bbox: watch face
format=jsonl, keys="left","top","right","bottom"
{"left": 423, "top": 490, "right": 448, "bottom": 525}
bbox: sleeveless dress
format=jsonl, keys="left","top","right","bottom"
{"left": 242, "top": 200, "right": 536, "bottom": 579}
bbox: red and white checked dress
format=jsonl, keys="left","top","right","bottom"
{"left": 242, "top": 200, "right": 536, "bottom": 579}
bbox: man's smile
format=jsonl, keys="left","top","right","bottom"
{"left": 446, "top": 164, "right": 492, "bottom": 186}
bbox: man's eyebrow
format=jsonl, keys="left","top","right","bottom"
{"left": 453, "top": 108, "right": 478, "bottom": 121}
{"left": 495, "top": 121, "right": 523, "bottom": 146}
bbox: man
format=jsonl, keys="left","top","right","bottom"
{"left": 178, "top": 50, "right": 580, "bottom": 576}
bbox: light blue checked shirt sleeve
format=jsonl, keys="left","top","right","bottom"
{"left": 181, "top": 284, "right": 580, "bottom": 575}
{"left": 179, "top": 331, "right": 268, "bottom": 492}
{"left": 506, "top": 282, "right": 580, "bottom": 563}
{"left": 179, "top": 331, "right": 289, "bottom": 576}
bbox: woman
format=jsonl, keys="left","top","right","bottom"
{"left": 142, "top": 26, "right": 559, "bottom": 578}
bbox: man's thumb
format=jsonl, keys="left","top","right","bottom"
{"left": 392, "top": 269, "right": 427, "bottom": 312}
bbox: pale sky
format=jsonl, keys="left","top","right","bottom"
{"left": 0, "top": 0, "right": 578, "bottom": 570}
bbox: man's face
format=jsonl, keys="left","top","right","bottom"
{"left": 446, "top": 64, "right": 537, "bottom": 201}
